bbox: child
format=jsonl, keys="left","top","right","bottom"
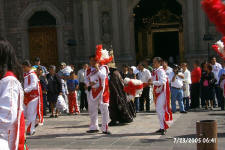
{"left": 67, "top": 71, "right": 80, "bottom": 115}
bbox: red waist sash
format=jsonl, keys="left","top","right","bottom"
{"left": 24, "top": 90, "right": 39, "bottom": 105}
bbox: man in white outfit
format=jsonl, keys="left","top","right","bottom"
{"left": 23, "top": 60, "right": 43, "bottom": 135}
{"left": 85, "top": 55, "right": 111, "bottom": 134}
{"left": 151, "top": 57, "right": 173, "bottom": 135}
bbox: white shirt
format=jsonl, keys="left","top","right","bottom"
{"left": 183, "top": 69, "right": 192, "bottom": 84}
{"left": 152, "top": 66, "right": 167, "bottom": 94}
{"left": 183, "top": 69, "right": 191, "bottom": 97}
{"left": 0, "top": 76, "right": 24, "bottom": 150}
{"left": 78, "top": 69, "right": 85, "bottom": 83}
{"left": 24, "top": 70, "right": 39, "bottom": 93}
{"left": 138, "top": 68, "right": 151, "bottom": 83}
{"left": 164, "top": 66, "right": 173, "bottom": 78}
{"left": 212, "top": 62, "right": 222, "bottom": 84}
{"left": 169, "top": 72, "right": 184, "bottom": 89}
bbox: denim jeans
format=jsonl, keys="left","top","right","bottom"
{"left": 214, "top": 85, "right": 223, "bottom": 108}
{"left": 135, "top": 97, "right": 140, "bottom": 112}
{"left": 183, "top": 97, "right": 189, "bottom": 111}
{"left": 171, "top": 87, "right": 185, "bottom": 112}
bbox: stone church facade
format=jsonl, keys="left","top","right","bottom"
{"left": 0, "top": 0, "right": 221, "bottom": 66}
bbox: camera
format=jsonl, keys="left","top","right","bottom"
{"left": 173, "top": 64, "right": 181, "bottom": 74}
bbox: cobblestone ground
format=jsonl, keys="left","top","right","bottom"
{"left": 27, "top": 105, "right": 225, "bottom": 150}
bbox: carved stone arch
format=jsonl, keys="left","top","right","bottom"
{"left": 18, "top": 1, "right": 66, "bottom": 62}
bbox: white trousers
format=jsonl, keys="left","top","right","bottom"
{"left": 155, "top": 92, "right": 166, "bottom": 129}
{"left": 24, "top": 97, "right": 38, "bottom": 134}
{"left": 88, "top": 98, "right": 109, "bottom": 132}
{"left": 0, "top": 139, "right": 9, "bottom": 150}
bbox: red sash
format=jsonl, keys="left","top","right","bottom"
{"left": 24, "top": 90, "right": 39, "bottom": 105}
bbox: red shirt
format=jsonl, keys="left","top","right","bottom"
{"left": 191, "top": 67, "right": 202, "bottom": 83}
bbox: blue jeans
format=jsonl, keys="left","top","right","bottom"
{"left": 135, "top": 97, "right": 140, "bottom": 112}
{"left": 183, "top": 97, "right": 189, "bottom": 111}
{"left": 171, "top": 87, "right": 185, "bottom": 112}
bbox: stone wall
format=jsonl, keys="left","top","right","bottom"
{"left": 0, "top": 0, "right": 222, "bottom": 67}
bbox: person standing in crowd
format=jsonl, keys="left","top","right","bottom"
{"left": 218, "top": 61, "right": 225, "bottom": 110}
{"left": 78, "top": 64, "right": 89, "bottom": 111}
{"left": 57, "top": 62, "right": 69, "bottom": 112}
{"left": 47, "top": 65, "right": 62, "bottom": 118}
{"left": 181, "top": 63, "right": 192, "bottom": 111}
{"left": 190, "top": 60, "right": 202, "bottom": 109}
{"left": 137, "top": 63, "right": 151, "bottom": 112}
{"left": 127, "top": 67, "right": 140, "bottom": 112}
{"left": 127, "top": 67, "right": 136, "bottom": 79}
{"left": 211, "top": 56, "right": 223, "bottom": 108}
{"left": 37, "top": 66, "right": 48, "bottom": 116}
{"left": 151, "top": 57, "right": 173, "bottom": 135}
{"left": 162, "top": 60, "right": 173, "bottom": 78}
{"left": 67, "top": 71, "right": 80, "bottom": 115}
{"left": 85, "top": 55, "right": 111, "bottom": 134}
{"left": 143, "top": 59, "right": 153, "bottom": 73}
{"left": 23, "top": 60, "right": 43, "bottom": 135}
{"left": 121, "top": 65, "right": 129, "bottom": 79}
{"left": 201, "top": 64, "right": 216, "bottom": 110}
{"left": 0, "top": 39, "right": 27, "bottom": 150}
{"left": 200, "top": 61, "right": 208, "bottom": 108}
{"left": 32, "top": 57, "right": 48, "bottom": 75}
{"left": 169, "top": 65, "right": 186, "bottom": 113}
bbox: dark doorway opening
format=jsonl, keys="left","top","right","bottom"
{"left": 133, "top": 0, "right": 182, "bottom": 63}
{"left": 153, "top": 31, "right": 179, "bottom": 63}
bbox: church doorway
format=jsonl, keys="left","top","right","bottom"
{"left": 134, "top": 0, "right": 183, "bottom": 64}
{"left": 28, "top": 11, "right": 58, "bottom": 66}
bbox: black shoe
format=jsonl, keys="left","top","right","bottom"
{"left": 35, "top": 123, "right": 39, "bottom": 128}
{"left": 180, "top": 111, "right": 187, "bottom": 113}
{"left": 103, "top": 131, "right": 111, "bottom": 135}
{"left": 161, "top": 129, "right": 166, "bottom": 135}
{"left": 55, "top": 115, "right": 58, "bottom": 118}
{"left": 155, "top": 129, "right": 162, "bottom": 133}
{"left": 86, "top": 130, "right": 99, "bottom": 133}
{"left": 50, "top": 115, "right": 54, "bottom": 118}
{"left": 109, "top": 121, "right": 119, "bottom": 126}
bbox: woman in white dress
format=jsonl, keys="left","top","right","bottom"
{"left": 0, "top": 38, "right": 25, "bottom": 150}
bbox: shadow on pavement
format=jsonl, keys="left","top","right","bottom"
{"left": 53, "top": 125, "right": 89, "bottom": 129}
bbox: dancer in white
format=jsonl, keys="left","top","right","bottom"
{"left": 0, "top": 39, "right": 27, "bottom": 150}
{"left": 23, "top": 60, "right": 43, "bottom": 135}
{"left": 85, "top": 45, "right": 112, "bottom": 134}
{"left": 151, "top": 57, "right": 173, "bottom": 135}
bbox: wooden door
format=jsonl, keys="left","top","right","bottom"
{"left": 29, "top": 27, "right": 58, "bottom": 66}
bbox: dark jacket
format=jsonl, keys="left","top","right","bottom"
{"left": 46, "top": 74, "right": 62, "bottom": 95}
{"left": 200, "top": 71, "right": 216, "bottom": 88}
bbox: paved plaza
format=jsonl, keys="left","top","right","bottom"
{"left": 28, "top": 105, "right": 225, "bottom": 150}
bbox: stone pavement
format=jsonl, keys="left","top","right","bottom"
{"left": 27, "top": 106, "right": 225, "bottom": 150}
